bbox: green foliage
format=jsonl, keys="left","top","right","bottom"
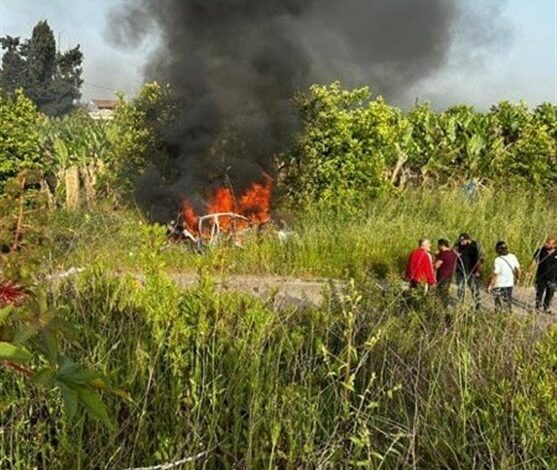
{"left": 104, "top": 82, "right": 172, "bottom": 196}
{"left": 0, "top": 20, "right": 83, "bottom": 116}
{"left": 0, "top": 170, "right": 48, "bottom": 251}
{"left": 282, "top": 83, "right": 404, "bottom": 208}
{"left": 0, "top": 289, "right": 118, "bottom": 433}
{"left": 502, "top": 123, "right": 555, "bottom": 186}
{"left": 2, "top": 271, "right": 555, "bottom": 468}
{"left": 29, "top": 188, "right": 555, "bottom": 283}
{"left": 281, "top": 84, "right": 557, "bottom": 209}
{"left": 0, "top": 91, "right": 43, "bottom": 189}
{"left": 513, "top": 327, "right": 557, "bottom": 466}
{"left": 0, "top": 186, "right": 555, "bottom": 468}
{"left": 534, "top": 102, "right": 557, "bottom": 139}
{"left": 44, "top": 109, "right": 111, "bottom": 170}
{"left": 0, "top": 36, "right": 26, "bottom": 92}
{"left": 25, "top": 83, "right": 170, "bottom": 206}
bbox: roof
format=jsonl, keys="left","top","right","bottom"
{"left": 90, "top": 99, "right": 119, "bottom": 110}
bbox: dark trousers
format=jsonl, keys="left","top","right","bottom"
{"left": 535, "top": 280, "right": 556, "bottom": 312}
{"left": 456, "top": 272, "right": 481, "bottom": 309}
{"left": 493, "top": 287, "right": 513, "bottom": 313}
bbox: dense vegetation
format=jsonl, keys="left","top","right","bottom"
{"left": 282, "top": 84, "right": 556, "bottom": 208}
{"left": 2, "top": 267, "right": 556, "bottom": 468}
{"left": 0, "top": 21, "right": 83, "bottom": 117}
{"left": 2, "top": 81, "right": 555, "bottom": 215}
{"left": 14, "top": 189, "right": 555, "bottom": 282}
{"left": 1, "top": 81, "right": 556, "bottom": 468}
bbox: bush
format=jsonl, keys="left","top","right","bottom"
{"left": 281, "top": 83, "right": 405, "bottom": 209}
{"left": 104, "top": 82, "right": 173, "bottom": 197}
{"left": 280, "top": 84, "right": 557, "bottom": 210}
{"left": 0, "top": 90, "right": 43, "bottom": 190}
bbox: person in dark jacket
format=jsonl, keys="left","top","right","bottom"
{"left": 455, "top": 233, "right": 482, "bottom": 309}
{"left": 532, "top": 238, "right": 557, "bottom": 314}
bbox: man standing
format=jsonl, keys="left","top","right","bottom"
{"left": 487, "top": 241, "right": 521, "bottom": 313}
{"left": 455, "top": 233, "right": 482, "bottom": 309}
{"left": 532, "top": 238, "right": 557, "bottom": 314}
{"left": 406, "top": 238, "right": 436, "bottom": 290}
{"left": 435, "top": 239, "right": 459, "bottom": 307}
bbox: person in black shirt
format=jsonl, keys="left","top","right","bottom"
{"left": 533, "top": 238, "right": 557, "bottom": 314}
{"left": 455, "top": 233, "right": 482, "bottom": 309}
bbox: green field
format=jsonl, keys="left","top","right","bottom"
{"left": 33, "top": 187, "right": 557, "bottom": 282}
{"left": 2, "top": 188, "right": 557, "bottom": 469}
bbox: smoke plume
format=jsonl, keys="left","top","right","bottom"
{"left": 108, "top": 0, "right": 503, "bottom": 220}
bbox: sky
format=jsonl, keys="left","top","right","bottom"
{"left": 0, "top": 0, "right": 555, "bottom": 109}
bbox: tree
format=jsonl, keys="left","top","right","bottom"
{"left": 280, "top": 83, "right": 404, "bottom": 209}
{"left": 0, "top": 90, "right": 43, "bottom": 190}
{"left": 105, "top": 83, "right": 173, "bottom": 197}
{"left": 0, "top": 21, "right": 83, "bottom": 116}
{"left": 0, "top": 36, "right": 26, "bottom": 94}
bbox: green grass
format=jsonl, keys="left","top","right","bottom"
{"left": 1, "top": 272, "right": 556, "bottom": 468}
{"left": 29, "top": 187, "right": 557, "bottom": 282}
{"left": 2, "top": 188, "right": 557, "bottom": 468}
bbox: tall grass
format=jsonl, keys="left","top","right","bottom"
{"left": 2, "top": 188, "right": 556, "bottom": 468}
{"left": 1, "top": 271, "right": 556, "bottom": 468}
{"left": 39, "top": 188, "right": 557, "bottom": 281}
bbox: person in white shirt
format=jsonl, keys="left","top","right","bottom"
{"left": 487, "top": 241, "right": 521, "bottom": 312}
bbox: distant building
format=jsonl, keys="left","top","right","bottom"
{"left": 87, "top": 99, "right": 119, "bottom": 120}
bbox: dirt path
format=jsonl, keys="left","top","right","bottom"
{"left": 149, "top": 273, "right": 338, "bottom": 310}
{"left": 157, "top": 273, "right": 556, "bottom": 325}
{"left": 52, "top": 268, "right": 556, "bottom": 324}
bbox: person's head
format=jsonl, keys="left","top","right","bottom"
{"left": 419, "top": 238, "right": 431, "bottom": 252}
{"left": 544, "top": 238, "right": 556, "bottom": 251}
{"left": 495, "top": 241, "right": 509, "bottom": 256}
{"left": 458, "top": 233, "right": 471, "bottom": 246}
{"left": 438, "top": 239, "right": 450, "bottom": 251}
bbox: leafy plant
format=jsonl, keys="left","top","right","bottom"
{"left": 0, "top": 90, "right": 43, "bottom": 190}
{"left": 280, "top": 84, "right": 557, "bottom": 210}
{"left": 281, "top": 82, "right": 404, "bottom": 209}
{"left": 0, "top": 288, "right": 119, "bottom": 430}
{"left": 104, "top": 82, "right": 173, "bottom": 197}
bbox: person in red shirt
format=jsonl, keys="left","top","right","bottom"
{"left": 406, "top": 238, "right": 436, "bottom": 289}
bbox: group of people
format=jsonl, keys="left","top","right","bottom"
{"left": 406, "top": 233, "right": 557, "bottom": 314}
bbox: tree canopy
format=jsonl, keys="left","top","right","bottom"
{"left": 0, "top": 20, "right": 83, "bottom": 116}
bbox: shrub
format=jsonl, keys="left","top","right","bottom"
{"left": 281, "top": 83, "right": 405, "bottom": 209}
{"left": 0, "top": 90, "right": 43, "bottom": 190}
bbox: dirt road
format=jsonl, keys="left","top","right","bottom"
{"left": 160, "top": 273, "right": 555, "bottom": 325}
{"left": 52, "top": 268, "right": 556, "bottom": 324}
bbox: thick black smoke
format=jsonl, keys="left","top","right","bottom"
{"left": 108, "top": 0, "right": 500, "bottom": 220}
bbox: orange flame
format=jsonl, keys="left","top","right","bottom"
{"left": 181, "top": 176, "right": 272, "bottom": 236}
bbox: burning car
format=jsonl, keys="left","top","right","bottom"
{"left": 168, "top": 176, "right": 273, "bottom": 248}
